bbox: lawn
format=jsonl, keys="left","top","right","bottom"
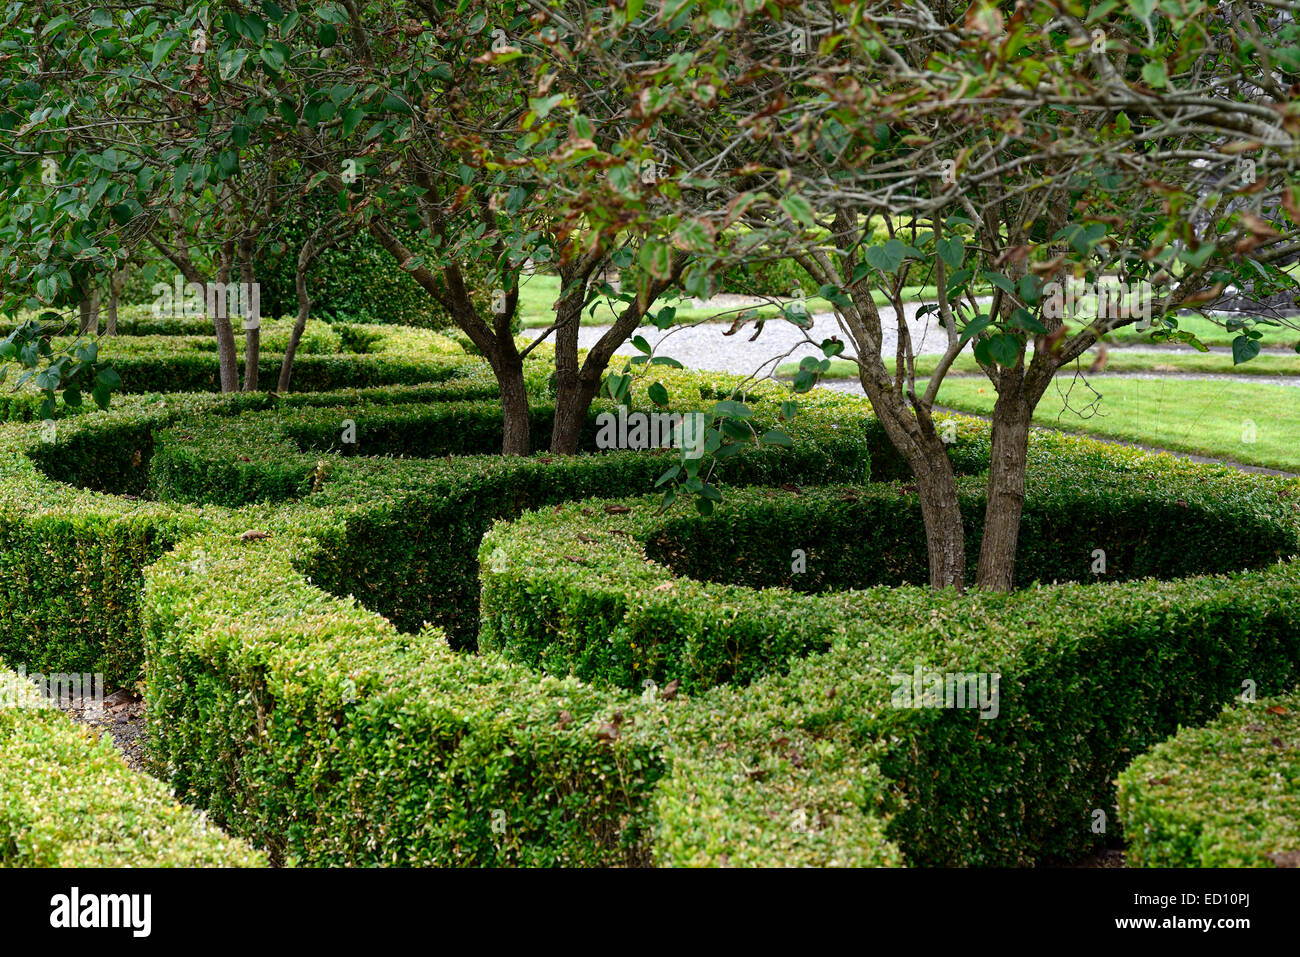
{"left": 929, "top": 376, "right": 1300, "bottom": 472}
{"left": 780, "top": 348, "right": 1300, "bottom": 379}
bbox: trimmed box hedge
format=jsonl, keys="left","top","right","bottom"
{"left": 0, "top": 666, "right": 265, "bottom": 867}
{"left": 2, "top": 329, "right": 1298, "bottom": 868}
{"left": 479, "top": 451, "right": 1300, "bottom": 865}
{"left": 1118, "top": 690, "right": 1300, "bottom": 867}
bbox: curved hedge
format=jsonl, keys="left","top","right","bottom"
{"left": 1118, "top": 690, "right": 1300, "bottom": 867}
{"left": 0, "top": 359, "right": 882, "bottom": 865}
{"left": 0, "top": 667, "right": 264, "bottom": 867}
{"left": 480, "top": 475, "right": 1299, "bottom": 693}
{"left": 480, "top": 450, "right": 1300, "bottom": 866}
{"left": 2, "top": 333, "right": 1298, "bottom": 868}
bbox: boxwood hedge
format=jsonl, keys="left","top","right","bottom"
{"left": 0, "top": 666, "right": 264, "bottom": 867}
{"left": 479, "top": 449, "right": 1300, "bottom": 865}
{"left": 0, "top": 358, "right": 880, "bottom": 865}
{"left": 1117, "top": 690, "right": 1300, "bottom": 867}
{"left": 2, "top": 332, "right": 1296, "bottom": 868}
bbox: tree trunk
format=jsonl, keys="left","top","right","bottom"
{"left": 857, "top": 385, "right": 967, "bottom": 590}
{"left": 278, "top": 238, "right": 316, "bottom": 394}
{"left": 549, "top": 269, "right": 599, "bottom": 454}
{"left": 239, "top": 237, "right": 259, "bottom": 392}
{"left": 975, "top": 388, "right": 1035, "bottom": 591}
{"left": 213, "top": 243, "right": 239, "bottom": 393}
{"left": 497, "top": 353, "right": 531, "bottom": 456}
{"left": 551, "top": 373, "right": 602, "bottom": 454}
{"left": 78, "top": 290, "right": 100, "bottom": 335}
{"left": 910, "top": 442, "right": 967, "bottom": 590}
{"left": 106, "top": 269, "right": 124, "bottom": 336}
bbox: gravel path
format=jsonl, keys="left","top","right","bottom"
{"left": 62, "top": 686, "right": 148, "bottom": 773}
{"left": 524, "top": 302, "right": 1300, "bottom": 387}
{"left": 524, "top": 301, "right": 958, "bottom": 377}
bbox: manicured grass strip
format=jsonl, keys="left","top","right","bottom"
{"left": 780, "top": 348, "right": 1300, "bottom": 380}
{"left": 1109, "top": 314, "right": 1300, "bottom": 349}
{"left": 930, "top": 376, "right": 1300, "bottom": 472}
{"left": 1118, "top": 691, "right": 1300, "bottom": 867}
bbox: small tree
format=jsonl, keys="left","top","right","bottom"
{"left": 543, "top": 0, "right": 1300, "bottom": 589}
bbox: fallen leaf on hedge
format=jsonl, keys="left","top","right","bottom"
{"left": 239, "top": 530, "right": 270, "bottom": 541}
{"left": 604, "top": 504, "right": 632, "bottom": 514}
{"left": 661, "top": 678, "right": 680, "bottom": 700}
{"left": 1267, "top": 705, "right": 1288, "bottom": 715}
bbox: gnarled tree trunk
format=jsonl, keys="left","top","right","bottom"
{"left": 975, "top": 387, "right": 1034, "bottom": 591}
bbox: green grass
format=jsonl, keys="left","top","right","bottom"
{"left": 1109, "top": 314, "right": 1300, "bottom": 349}
{"left": 780, "top": 347, "right": 1300, "bottom": 380}
{"left": 929, "top": 376, "right": 1300, "bottom": 472}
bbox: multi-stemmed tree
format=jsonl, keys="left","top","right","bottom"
{"left": 525, "top": 0, "right": 1300, "bottom": 589}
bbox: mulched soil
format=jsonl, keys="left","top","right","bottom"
{"left": 61, "top": 686, "right": 148, "bottom": 773}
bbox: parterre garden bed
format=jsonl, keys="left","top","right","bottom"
{"left": 1, "top": 320, "right": 1297, "bottom": 867}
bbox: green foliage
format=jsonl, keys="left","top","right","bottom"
{"left": 0, "top": 667, "right": 266, "bottom": 867}
{"left": 482, "top": 452, "right": 1300, "bottom": 865}
{"left": 1118, "top": 692, "right": 1300, "bottom": 867}
{"left": 717, "top": 256, "right": 819, "bottom": 297}
{"left": 1, "top": 335, "right": 1299, "bottom": 868}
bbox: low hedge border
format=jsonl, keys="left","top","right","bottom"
{"left": 4, "top": 335, "right": 1297, "bottom": 867}
{"left": 479, "top": 472, "right": 1299, "bottom": 694}
{"left": 1118, "top": 690, "right": 1300, "bottom": 867}
{"left": 142, "top": 530, "right": 660, "bottom": 866}
{"left": 0, "top": 360, "right": 879, "bottom": 865}
{"left": 479, "top": 456, "right": 1300, "bottom": 865}
{"left": 0, "top": 666, "right": 265, "bottom": 867}
{"left": 140, "top": 382, "right": 877, "bottom": 644}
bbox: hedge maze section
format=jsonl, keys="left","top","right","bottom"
{"left": 1, "top": 332, "right": 1297, "bottom": 867}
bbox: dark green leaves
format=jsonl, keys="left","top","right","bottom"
{"left": 1232, "top": 335, "right": 1261, "bottom": 365}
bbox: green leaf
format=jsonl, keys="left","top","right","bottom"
{"left": 638, "top": 240, "right": 673, "bottom": 280}
{"left": 988, "top": 333, "right": 1023, "bottom": 367}
{"left": 779, "top": 194, "right": 816, "bottom": 228}
{"left": 982, "top": 271, "right": 1017, "bottom": 295}
{"left": 220, "top": 48, "right": 249, "bottom": 79}
{"left": 711, "top": 399, "right": 753, "bottom": 419}
{"left": 760, "top": 429, "right": 793, "bottom": 447}
{"left": 937, "top": 237, "right": 964, "bottom": 270}
{"left": 1179, "top": 243, "right": 1216, "bottom": 268}
{"left": 959, "top": 314, "right": 992, "bottom": 343}
{"left": 1232, "top": 335, "right": 1261, "bottom": 365}
{"left": 865, "top": 242, "right": 903, "bottom": 274}
{"left": 655, "top": 463, "right": 680, "bottom": 487}
{"left": 259, "top": 46, "right": 285, "bottom": 74}
{"left": 1141, "top": 61, "right": 1167, "bottom": 88}
{"left": 648, "top": 382, "right": 669, "bottom": 406}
